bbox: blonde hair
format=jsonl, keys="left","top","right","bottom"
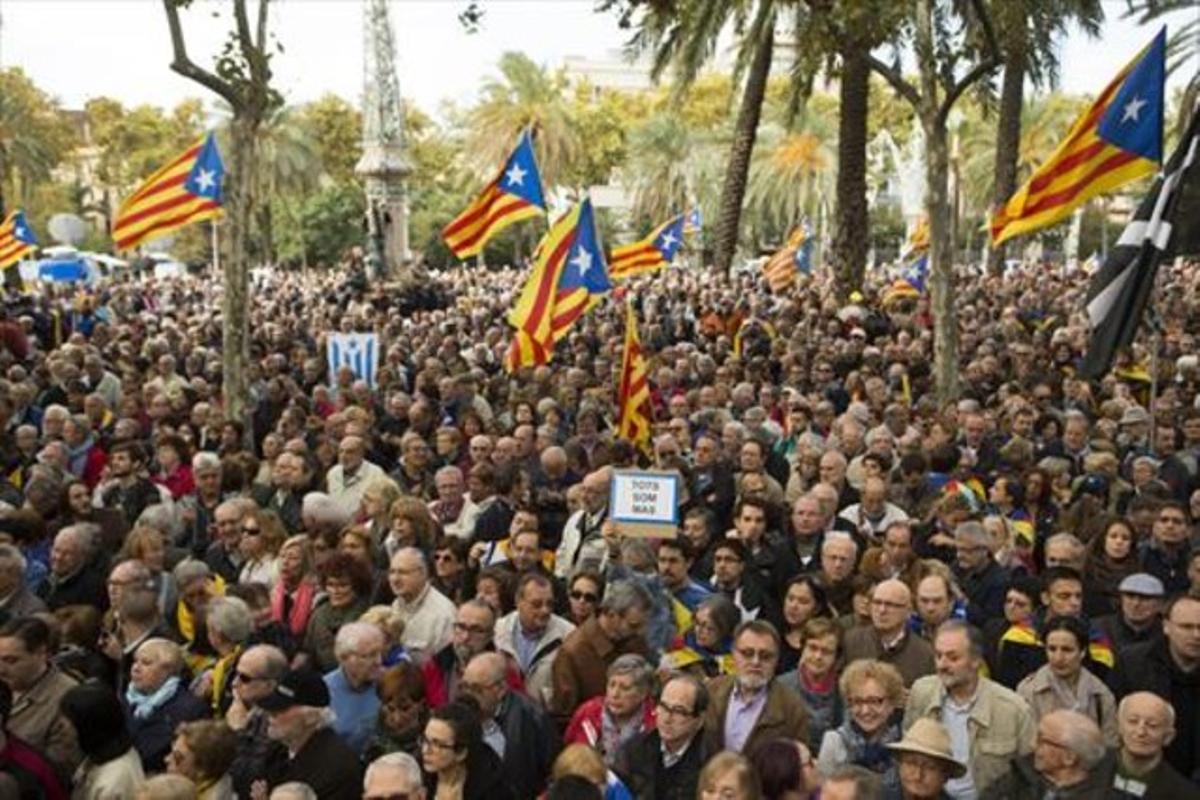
{"left": 551, "top": 743, "right": 606, "bottom": 786}
{"left": 359, "top": 605, "right": 405, "bottom": 644}
{"left": 838, "top": 658, "right": 905, "bottom": 707}
{"left": 698, "top": 751, "right": 760, "bottom": 800}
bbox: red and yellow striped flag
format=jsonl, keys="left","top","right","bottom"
{"left": 0, "top": 210, "right": 38, "bottom": 270}
{"left": 990, "top": 30, "right": 1165, "bottom": 246}
{"left": 113, "top": 132, "right": 224, "bottom": 252}
{"left": 616, "top": 300, "right": 652, "bottom": 452}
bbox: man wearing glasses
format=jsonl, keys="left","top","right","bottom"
{"left": 225, "top": 644, "right": 288, "bottom": 799}
{"left": 702, "top": 619, "right": 809, "bottom": 755}
{"left": 978, "top": 710, "right": 1111, "bottom": 799}
{"left": 615, "top": 674, "right": 711, "bottom": 800}
{"left": 422, "top": 599, "right": 521, "bottom": 708}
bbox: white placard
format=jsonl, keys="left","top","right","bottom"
{"left": 610, "top": 469, "right": 680, "bottom": 536}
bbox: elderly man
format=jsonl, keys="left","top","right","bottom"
{"left": 1108, "top": 691, "right": 1196, "bottom": 797}
{"left": 951, "top": 521, "right": 1008, "bottom": 626}
{"left": 459, "top": 651, "right": 556, "bottom": 799}
{"left": 256, "top": 451, "right": 306, "bottom": 536}
{"left": 556, "top": 468, "right": 612, "bottom": 578}
{"left": 388, "top": 547, "right": 455, "bottom": 660}
{"left": 495, "top": 572, "right": 575, "bottom": 707}
{"left": 226, "top": 644, "right": 289, "bottom": 799}
{"left": 423, "top": 598, "right": 521, "bottom": 708}
{"left": 0, "top": 544, "right": 45, "bottom": 619}
{"left": 886, "top": 718, "right": 968, "bottom": 800}
{"left": 323, "top": 622, "right": 384, "bottom": 756}
{"left": 177, "top": 451, "right": 226, "bottom": 557}
{"left": 703, "top": 620, "right": 809, "bottom": 754}
{"left": 1097, "top": 572, "right": 1166, "bottom": 652}
{"left": 0, "top": 617, "right": 80, "bottom": 782}
{"left": 1110, "top": 594, "right": 1200, "bottom": 780}
{"left": 905, "top": 620, "right": 1035, "bottom": 798}
{"left": 363, "top": 752, "right": 426, "bottom": 800}
{"left": 614, "top": 674, "right": 712, "bottom": 800}
{"left": 429, "top": 465, "right": 479, "bottom": 540}
{"left": 980, "top": 710, "right": 1111, "bottom": 799}
{"left": 844, "top": 579, "right": 936, "bottom": 686}
{"left": 818, "top": 531, "right": 859, "bottom": 614}
{"left": 36, "top": 524, "right": 106, "bottom": 610}
{"left": 325, "top": 436, "right": 385, "bottom": 518}
{"left": 564, "top": 654, "right": 656, "bottom": 763}
{"left": 205, "top": 497, "right": 253, "bottom": 584}
{"left": 838, "top": 477, "right": 908, "bottom": 539}
{"left": 259, "top": 669, "right": 362, "bottom": 800}
{"left": 550, "top": 580, "right": 652, "bottom": 725}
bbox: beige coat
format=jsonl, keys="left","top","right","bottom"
{"left": 494, "top": 611, "right": 575, "bottom": 707}
{"left": 71, "top": 748, "right": 145, "bottom": 800}
{"left": 9, "top": 665, "right": 82, "bottom": 783}
{"left": 1016, "top": 664, "right": 1118, "bottom": 746}
{"left": 904, "top": 675, "right": 1035, "bottom": 796}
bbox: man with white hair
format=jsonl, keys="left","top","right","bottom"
{"left": 323, "top": 622, "right": 384, "bottom": 756}
{"left": 325, "top": 436, "right": 385, "bottom": 517}
{"left": 300, "top": 492, "right": 351, "bottom": 542}
{"left": 0, "top": 543, "right": 45, "bottom": 618}
{"left": 980, "top": 710, "right": 1112, "bottom": 799}
{"left": 429, "top": 465, "right": 478, "bottom": 540}
{"left": 363, "top": 752, "right": 425, "bottom": 800}
{"left": 389, "top": 547, "right": 455, "bottom": 660}
{"left": 205, "top": 498, "right": 254, "bottom": 584}
{"left": 951, "top": 520, "right": 1008, "bottom": 626}
{"left": 177, "top": 451, "right": 225, "bottom": 557}
{"left": 36, "top": 524, "right": 106, "bottom": 610}
{"left": 1109, "top": 692, "right": 1195, "bottom": 796}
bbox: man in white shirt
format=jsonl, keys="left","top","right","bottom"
{"left": 389, "top": 547, "right": 455, "bottom": 661}
{"left": 325, "top": 436, "right": 385, "bottom": 518}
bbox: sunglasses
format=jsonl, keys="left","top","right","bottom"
{"left": 570, "top": 590, "right": 599, "bottom": 603}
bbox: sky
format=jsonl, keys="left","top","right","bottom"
{"left": 0, "top": 0, "right": 1195, "bottom": 118}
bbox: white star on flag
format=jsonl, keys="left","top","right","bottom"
{"left": 505, "top": 163, "right": 526, "bottom": 186}
{"left": 1122, "top": 96, "right": 1147, "bottom": 124}
{"left": 194, "top": 169, "right": 217, "bottom": 192}
{"left": 659, "top": 231, "right": 678, "bottom": 250}
{"left": 570, "top": 247, "right": 592, "bottom": 275}
{"left": 14, "top": 227, "right": 26, "bottom": 239}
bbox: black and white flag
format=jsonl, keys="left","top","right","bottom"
{"left": 1081, "top": 108, "right": 1200, "bottom": 379}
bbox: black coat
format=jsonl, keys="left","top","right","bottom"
{"left": 1109, "top": 638, "right": 1200, "bottom": 782}
{"left": 614, "top": 729, "right": 710, "bottom": 800}
{"left": 268, "top": 727, "right": 363, "bottom": 800}
{"left": 424, "top": 744, "right": 516, "bottom": 800}
{"left": 955, "top": 559, "right": 1009, "bottom": 628}
{"left": 495, "top": 690, "right": 558, "bottom": 799}
{"left": 123, "top": 680, "right": 208, "bottom": 772}
{"left": 36, "top": 564, "right": 108, "bottom": 611}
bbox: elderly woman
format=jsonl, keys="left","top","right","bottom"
{"left": 358, "top": 478, "right": 402, "bottom": 558}
{"left": 120, "top": 524, "right": 176, "bottom": 614}
{"left": 166, "top": 719, "right": 238, "bottom": 800}
{"left": 271, "top": 535, "right": 318, "bottom": 641}
{"left": 661, "top": 593, "right": 739, "bottom": 677}
{"left": 563, "top": 654, "right": 656, "bottom": 766}
{"left": 122, "top": 638, "right": 208, "bottom": 772}
{"left": 304, "top": 552, "right": 374, "bottom": 673}
{"left": 778, "top": 617, "right": 844, "bottom": 751}
{"left": 237, "top": 508, "right": 285, "bottom": 588}
{"left": 1016, "top": 615, "right": 1118, "bottom": 746}
{"left": 364, "top": 661, "right": 428, "bottom": 763}
{"left": 817, "top": 659, "right": 905, "bottom": 798}
{"left": 202, "top": 596, "right": 255, "bottom": 717}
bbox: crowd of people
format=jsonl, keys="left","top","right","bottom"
{"left": 0, "top": 255, "right": 1197, "bottom": 800}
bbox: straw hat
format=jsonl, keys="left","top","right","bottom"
{"left": 885, "top": 718, "right": 967, "bottom": 778}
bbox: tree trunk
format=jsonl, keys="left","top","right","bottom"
{"left": 713, "top": 23, "right": 773, "bottom": 275}
{"left": 926, "top": 120, "right": 958, "bottom": 402}
{"left": 832, "top": 49, "right": 870, "bottom": 299}
{"left": 988, "top": 38, "right": 1026, "bottom": 275}
{"left": 257, "top": 200, "right": 275, "bottom": 265}
{"left": 224, "top": 115, "right": 256, "bottom": 431}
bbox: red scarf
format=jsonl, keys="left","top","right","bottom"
{"left": 270, "top": 578, "right": 316, "bottom": 637}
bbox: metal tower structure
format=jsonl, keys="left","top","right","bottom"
{"left": 356, "top": 0, "right": 411, "bottom": 279}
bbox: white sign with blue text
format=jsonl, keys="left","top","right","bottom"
{"left": 610, "top": 469, "right": 679, "bottom": 537}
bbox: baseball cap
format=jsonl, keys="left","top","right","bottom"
{"left": 1117, "top": 573, "right": 1164, "bottom": 598}
{"left": 256, "top": 669, "right": 330, "bottom": 712}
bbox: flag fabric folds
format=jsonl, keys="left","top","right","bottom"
{"left": 616, "top": 300, "right": 653, "bottom": 452}
{"left": 113, "top": 132, "right": 224, "bottom": 252}
{"left": 0, "top": 210, "right": 38, "bottom": 270}
{"left": 990, "top": 29, "right": 1165, "bottom": 246}
{"left": 442, "top": 129, "right": 546, "bottom": 259}
{"left": 882, "top": 218, "right": 931, "bottom": 307}
{"left": 683, "top": 207, "right": 702, "bottom": 235}
{"left": 505, "top": 198, "right": 610, "bottom": 371}
{"left": 1080, "top": 107, "right": 1199, "bottom": 379}
{"left": 327, "top": 332, "right": 380, "bottom": 388}
{"left": 609, "top": 213, "right": 685, "bottom": 280}
{"left": 762, "top": 222, "right": 812, "bottom": 293}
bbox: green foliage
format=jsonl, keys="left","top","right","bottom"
{"left": 0, "top": 68, "right": 78, "bottom": 213}
{"left": 275, "top": 181, "right": 365, "bottom": 267}
{"left": 296, "top": 95, "right": 362, "bottom": 185}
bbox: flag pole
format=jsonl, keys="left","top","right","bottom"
{"left": 211, "top": 219, "right": 220, "bottom": 273}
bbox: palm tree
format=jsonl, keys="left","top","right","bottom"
{"left": 0, "top": 70, "right": 64, "bottom": 216}
{"left": 621, "top": 112, "right": 724, "bottom": 228}
{"left": 254, "top": 106, "right": 323, "bottom": 263}
{"left": 746, "top": 119, "right": 834, "bottom": 245}
{"left": 626, "top": 0, "right": 782, "bottom": 273}
{"left": 466, "top": 52, "right": 580, "bottom": 189}
{"left": 987, "top": 0, "right": 1104, "bottom": 273}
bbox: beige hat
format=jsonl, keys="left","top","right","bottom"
{"left": 885, "top": 718, "right": 967, "bottom": 778}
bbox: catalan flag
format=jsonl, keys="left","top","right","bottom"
{"left": 113, "top": 132, "right": 224, "bottom": 252}
{"left": 882, "top": 218, "right": 931, "bottom": 307}
{"left": 442, "top": 129, "right": 546, "bottom": 259}
{"left": 616, "top": 300, "right": 652, "bottom": 452}
{"left": 683, "top": 206, "right": 702, "bottom": 235}
{"left": 505, "top": 198, "right": 610, "bottom": 371}
{"left": 0, "top": 210, "right": 38, "bottom": 270}
{"left": 990, "top": 29, "right": 1165, "bottom": 246}
{"left": 609, "top": 213, "right": 685, "bottom": 280}
{"left": 762, "top": 222, "right": 812, "bottom": 293}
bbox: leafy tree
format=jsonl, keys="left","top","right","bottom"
{"left": 745, "top": 117, "right": 835, "bottom": 246}
{"left": 0, "top": 68, "right": 77, "bottom": 216}
{"left": 295, "top": 94, "right": 362, "bottom": 185}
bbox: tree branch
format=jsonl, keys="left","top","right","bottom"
{"left": 162, "top": 0, "right": 239, "bottom": 106}
{"left": 866, "top": 54, "right": 921, "bottom": 107}
{"left": 256, "top": 0, "right": 270, "bottom": 52}
{"left": 935, "top": 0, "right": 1001, "bottom": 126}
{"left": 234, "top": 0, "right": 255, "bottom": 55}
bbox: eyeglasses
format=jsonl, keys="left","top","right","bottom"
{"left": 234, "top": 671, "right": 269, "bottom": 684}
{"left": 419, "top": 734, "right": 457, "bottom": 752}
{"left": 848, "top": 696, "right": 889, "bottom": 709}
{"left": 870, "top": 598, "right": 908, "bottom": 610}
{"left": 241, "top": 526, "right": 261, "bottom": 536}
{"left": 434, "top": 553, "right": 458, "bottom": 562}
{"left": 569, "top": 590, "right": 599, "bottom": 603}
{"left": 655, "top": 701, "right": 697, "bottom": 718}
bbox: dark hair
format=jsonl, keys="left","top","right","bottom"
{"left": 110, "top": 440, "right": 146, "bottom": 465}
{"left": 1040, "top": 566, "right": 1083, "bottom": 594}
{"left": 175, "top": 719, "right": 237, "bottom": 781}
{"left": 547, "top": 776, "right": 603, "bottom": 800}
{"left": 0, "top": 680, "right": 11, "bottom": 725}
{"left": 0, "top": 617, "right": 52, "bottom": 654}
{"left": 713, "top": 537, "right": 748, "bottom": 563}
{"left": 430, "top": 696, "right": 483, "bottom": 756}
{"left": 317, "top": 551, "right": 373, "bottom": 598}
{"left": 658, "top": 537, "right": 693, "bottom": 561}
{"left": 784, "top": 575, "right": 832, "bottom": 620}
{"left": 475, "top": 567, "right": 516, "bottom": 614}
{"left": 60, "top": 683, "right": 133, "bottom": 764}
{"left": 1042, "top": 615, "right": 1089, "bottom": 653}
{"left": 660, "top": 673, "right": 709, "bottom": 717}
{"left": 227, "top": 582, "right": 271, "bottom": 610}
{"left": 752, "top": 738, "right": 804, "bottom": 799}
{"left": 1007, "top": 576, "right": 1042, "bottom": 609}
{"left": 899, "top": 452, "right": 928, "bottom": 475}
{"left": 735, "top": 496, "right": 770, "bottom": 520}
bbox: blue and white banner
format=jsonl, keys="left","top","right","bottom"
{"left": 327, "top": 332, "right": 379, "bottom": 388}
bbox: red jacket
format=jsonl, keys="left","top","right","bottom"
{"left": 563, "top": 695, "right": 656, "bottom": 749}
{"left": 421, "top": 643, "right": 525, "bottom": 708}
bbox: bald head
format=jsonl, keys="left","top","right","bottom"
{"left": 871, "top": 579, "right": 913, "bottom": 637}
